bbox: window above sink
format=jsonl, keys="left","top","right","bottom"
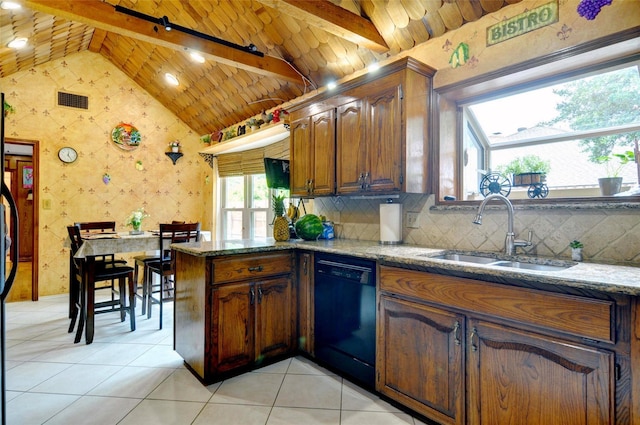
{"left": 436, "top": 34, "right": 640, "bottom": 206}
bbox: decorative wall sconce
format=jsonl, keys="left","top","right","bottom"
{"left": 165, "top": 152, "right": 183, "bottom": 165}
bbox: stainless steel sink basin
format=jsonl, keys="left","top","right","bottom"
{"left": 430, "top": 253, "right": 497, "bottom": 264}
{"left": 491, "top": 261, "right": 573, "bottom": 271}
{"left": 424, "top": 251, "right": 575, "bottom": 272}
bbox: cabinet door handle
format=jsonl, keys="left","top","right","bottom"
{"left": 358, "top": 173, "right": 365, "bottom": 189}
{"left": 250, "top": 287, "right": 255, "bottom": 305}
{"left": 453, "top": 321, "right": 461, "bottom": 346}
{"left": 248, "top": 265, "right": 263, "bottom": 272}
{"left": 470, "top": 327, "right": 478, "bottom": 352}
{"left": 258, "top": 287, "right": 263, "bottom": 304}
{"left": 303, "top": 257, "right": 308, "bottom": 275}
{"left": 363, "top": 172, "right": 370, "bottom": 190}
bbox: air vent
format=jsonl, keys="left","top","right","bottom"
{"left": 57, "top": 91, "right": 88, "bottom": 109}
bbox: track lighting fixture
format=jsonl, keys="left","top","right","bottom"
{"left": 159, "top": 16, "right": 171, "bottom": 31}
{"left": 114, "top": 5, "right": 263, "bottom": 57}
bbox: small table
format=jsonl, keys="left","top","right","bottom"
{"left": 72, "top": 231, "right": 210, "bottom": 343}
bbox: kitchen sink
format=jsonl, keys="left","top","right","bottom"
{"left": 430, "top": 253, "right": 497, "bottom": 264}
{"left": 424, "top": 251, "right": 575, "bottom": 272}
{"left": 491, "top": 261, "right": 574, "bottom": 271}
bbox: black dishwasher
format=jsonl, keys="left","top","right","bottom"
{"left": 314, "top": 253, "right": 376, "bottom": 388}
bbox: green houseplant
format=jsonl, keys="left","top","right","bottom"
{"left": 497, "top": 155, "right": 551, "bottom": 186}
{"left": 596, "top": 150, "right": 635, "bottom": 196}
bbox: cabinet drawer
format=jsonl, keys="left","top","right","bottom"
{"left": 380, "top": 266, "right": 614, "bottom": 343}
{"left": 213, "top": 252, "right": 292, "bottom": 284}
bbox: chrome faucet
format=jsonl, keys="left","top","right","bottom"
{"left": 473, "top": 194, "right": 532, "bottom": 255}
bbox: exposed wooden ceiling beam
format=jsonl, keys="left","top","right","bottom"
{"left": 23, "top": 0, "right": 303, "bottom": 84}
{"left": 258, "top": 0, "right": 389, "bottom": 53}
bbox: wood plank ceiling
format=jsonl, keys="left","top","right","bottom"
{"left": 1, "top": 0, "right": 520, "bottom": 136}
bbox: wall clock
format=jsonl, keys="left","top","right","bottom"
{"left": 58, "top": 147, "right": 78, "bottom": 163}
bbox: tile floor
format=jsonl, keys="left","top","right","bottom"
{"left": 4, "top": 294, "right": 427, "bottom": 425}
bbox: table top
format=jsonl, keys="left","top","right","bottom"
{"left": 73, "top": 231, "right": 211, "bottom": 258}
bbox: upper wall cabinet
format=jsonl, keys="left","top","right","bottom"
{"left": 289, "top": 58, "right": 436, "bottom": 197}
{"left": 290, "top": 109, "right": 336, "bottom": 197}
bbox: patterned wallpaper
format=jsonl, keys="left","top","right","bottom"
{"left": 1, "top": 52, "right": 212, "bottom": 296}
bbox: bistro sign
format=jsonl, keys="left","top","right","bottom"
{"left": 487, "top": 1, "right": 558, "bottom": 46}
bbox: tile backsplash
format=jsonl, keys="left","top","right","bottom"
{"left": 313, "top": 194, "right": 640, "bottom": 265}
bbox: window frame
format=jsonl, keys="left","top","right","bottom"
{"left": 219, "top": 174, "right": 272, "bottom": 240}
{"left": 434, "top": 33, "right": 640, "bottom": 206}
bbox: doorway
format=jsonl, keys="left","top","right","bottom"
{"left": 4, "top": 139, "right": 39, "bottom": 302}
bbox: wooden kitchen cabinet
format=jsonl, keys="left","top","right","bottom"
{"left": 378, "top": 295, "right": 464, "bottom": 425}
{"left": 290, "top": 109, "right": 335, "bottom": 197}
{"left": 336, "top": 76, "right": 402, "bottom": 194}
{"left": 288, "top": 57, "right": 436, "bottom": 197}
{"left": 378, "top": 266, "right": 620, "bottom": 425}
{"left": 467, "top": 319, "right": 613, "bottom": 425}
{"left": 211, "top": 276, "right": 293, "bottom": 373}
{"left": 296, "top": 251, "right": 313, "bottom": 355}
{"left": 174, "top": 251, "right": 295, "bottom": 383}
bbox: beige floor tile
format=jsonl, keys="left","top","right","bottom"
{"left": 340, "top": 410, "right": 416, "bottom": 425}
{"left": 148, "top": 368, "right": 218, "bottom": 402}
{"left": 44, "top": 395, "right": 141, "bottom": 425}
{"left": 267, "top": 407, "right": 341, "bottom": 425}
{"left": 252, "top": 357, "right": 292, "bottom": 374}
{"left": 128, "top": 344, "right": 184, "bottom": 368}
{"left": 117, "top": 399, "right": 205, "bottom": 425}
{"left": 5, "top": 361, "right": 71, "bottom": 391}
{"left": 6, "top": 392, "right": 79, "bottom": 425}
{"left": 5, "top": 339, "right": 66, "bottom": 361}
{"left": 287, "top": 356, "right": 337, "bottom": 376}
{"left": 77, "top": 342, "right": 154, "bottom": 366}
{"left": 341, "top": 380, "right": 401, "bottom": 412}
{"left": 209, "top": 372, "right": 285, "bottom": 406}
{"left": 193, "top": 403, "right": 271, "bottom": 425}
{"left": 87, "top": 366, "right": 174, "bottom": 398}
{"left": 30, "top": 363, "right": 122, "bottom": 395}
{"left": 274, "top": 374, "right": 342, "bottom": 409}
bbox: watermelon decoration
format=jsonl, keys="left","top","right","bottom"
{"left": 294, "top": 214, "right": 324, "bottom": 240}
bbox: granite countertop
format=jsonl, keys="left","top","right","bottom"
{"left": 172, "top": 238, "right": 640, "bottom": 296}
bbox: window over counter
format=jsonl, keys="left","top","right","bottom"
{"left": 462, "top": 61, "right": 640, "bottom": 201}
{"left": 220, "top": 175, "right": 290, "bottom": 240}
{"left": 436, "top": 34, "right": 640, "bottom": 205}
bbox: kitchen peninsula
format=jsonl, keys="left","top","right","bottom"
{"left": 172, "top": 238, "right": 640, "bottom": 425}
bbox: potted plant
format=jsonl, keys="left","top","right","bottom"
{"left": 246, "top": 117, "right": 265, "bottom": 132}
{"left": 497, "top": 155, "right": 551, "bottom": 186}
{"left": 569, "top": 240, "right": 583, "bottom": 261}
{"left": 169, "top": 140, "right": 181, "bottom": 152}
{"left": 595, "top": 150, "right": 635, "bottom": 196}
{"left": 200, "top": 133, "right": 212, "bottom": 146}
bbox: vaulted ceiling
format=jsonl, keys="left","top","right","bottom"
{"left": 1, "top": 0, "right": 519, "bottom": 136}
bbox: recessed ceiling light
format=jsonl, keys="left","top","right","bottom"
{"left": 165, "top": 73, "right": 179, "bottom": 86}
{"left": 190, "top": 52, "right": 205, "bottom": 63}
{"left": 327, "top": 81, "right": 337, "bottom": 90}
{"left": 0, "top": 2, "right": 21, "bottom": 10}
{"left": 8, "top": 37, "right": 28, "bottom": 49}
{"left": 368, "top": 62, "right": 380, "bottom": 72}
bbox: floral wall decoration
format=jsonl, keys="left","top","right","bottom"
{"left": 102, "top": 173, "right": 110, "bottom": 185}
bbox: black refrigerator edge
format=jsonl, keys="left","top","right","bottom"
{"left": 1, "top": 92, "right": 20, "bottom": 425}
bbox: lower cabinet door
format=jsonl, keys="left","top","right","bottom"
{"left": 211, "top": 281, "right": 254, "bottom": 374}
{"left": 377, "top": 295, "right": 464, "bottom": 425}
{"left": 255, "top": 277, "right": 294, "bottom": 362}
{"left": 467, "top": 319, "right": 614, "bottom": 425}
